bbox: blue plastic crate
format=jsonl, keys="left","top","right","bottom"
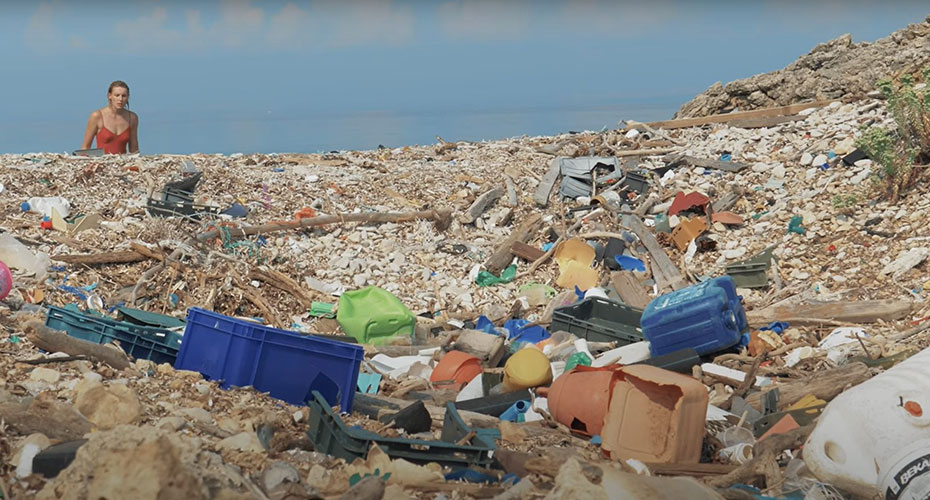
{"left": 45, "top": 306, "right": 183, "bottom": 365}
{"left": 641, "top": 276, "right": 747, "bottom": 356}
{"left": 174, "top": 308, "right": 364, "bottom": 412}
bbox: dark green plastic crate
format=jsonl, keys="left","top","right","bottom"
{"left": 45, "top": 306, "right": 183, "bottom": 365}
{"left": 306, "top": 391, "right": 497, "bottom": 470}
{"left": 550, "top": 297, "right": 644, "bottom": 345}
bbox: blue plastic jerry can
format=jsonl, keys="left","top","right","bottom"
{"left": 641, "top": 276, "right": 746, "bottom": 357}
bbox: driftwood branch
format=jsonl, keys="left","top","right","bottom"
{"left": 24, "top": 320, "right": 131, "bottom": 370}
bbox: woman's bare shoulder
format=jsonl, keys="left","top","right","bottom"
{"left": 128, "top": 110, "right": 139, "bottom": 124}
{"left": 89, "top": 108, "right": 103, "bottom": 119}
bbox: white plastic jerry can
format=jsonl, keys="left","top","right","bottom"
{"left": 804, "top": 349, "right": 930, "bottom": 500}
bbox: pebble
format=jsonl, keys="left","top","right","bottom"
{"left": 216, "top": 431, "right": 266, "bottom": 453}
{"left": 813, "top": 154, "right": 828, "bottom": 166}
{"left": 29, "top": 367, "right": 61, "bottom": 384}
{"left": 800, "top": 152, "right": 813, "bottom": 166}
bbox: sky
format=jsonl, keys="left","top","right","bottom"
{"left": 1, "top": 1, "right": 928, "bottom": 154}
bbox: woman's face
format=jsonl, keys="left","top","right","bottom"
{"left": 108, "top": 86, "right": 129, "bottom": 109}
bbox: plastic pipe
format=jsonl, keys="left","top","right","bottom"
{"left": 499, "top": 400, "right": 531, "bottom": 422}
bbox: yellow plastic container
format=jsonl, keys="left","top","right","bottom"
{"left": 502, "top": 347, "right": 553, "bottom": 392}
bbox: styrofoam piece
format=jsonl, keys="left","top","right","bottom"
{"left": 16, "top": 443, "right": 40, "bottom": 478}
{"left": 700, "top": 363, "right": 771, "bottom": 387}
{"left": 706, "top": 404, "right": 736, "bottom": 422}
{"left": 592, "top": 341, "right": 651, "bottom": 367}
{"left": 370, "top": 353, "right": 433, "bottom": 380}
{"left": 455, "top": 373, "right": 485, "bottom": 402}
{"left": 819, "top": 327, "right": 867, "bottom": 349}
{"left": 550, "top": 361, "right": 566, "bottom": 380}
{"left": 805, "top": 347, "right": 930, "bottom": 499}
{"left": 524, "top": 397, "right": 547, "bottom": 422}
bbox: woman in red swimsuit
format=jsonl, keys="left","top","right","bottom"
{"left": 80, "top": 80, "right": 139, "bottom": 154}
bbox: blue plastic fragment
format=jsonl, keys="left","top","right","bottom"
{"left": 499, "top": 400, "right": 530, "bottom": 422}
{"left": 591, "top": 435, "right": 602, "bottom": 445}
{"left": 720, "top": 153, "right": 732, "bottom": 162}
{"left": 760, "top": 321, "right": 789, "bottom": 334}
{"left": 444, "top": 469, "right": 498, "bottom": 484}
{"left": 475, "top": 315, "right": 497, "bottom": 334}
{"left": 503, "top": 319, "right": 549, "bottom": 344}
{"left": 542, "top": 242, "right": 555, "bottom": 252}
{"left": 57, "top": 285, "right": 88, "bottom": 301}
{"left": 614, "top": 255, "right": 646, "bottom": 272}
{"left": 20, "top": 202, "right": 30, "bottom": 212}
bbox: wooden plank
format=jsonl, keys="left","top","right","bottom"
{"left": 745, "top": 362, "right": 870, "bottom": 412}
{"left": 615, "top": 147, "right": 675, "bottom": 157}
{"left": 623, "top": 215, "right": 688, "bottom": 291}
{"left": 663, "top": 153, "right": 749, "bottom": 173}
{"left": 484, "top": 213, "right": 542, "bottom": 275}
{"left": 510, "top": 241, "right": 545, "bottom": 262}
{"left": 610, "top": 271, "right": 651, "bottom": 309}
{"left": 639, "top": 100, "right": 829, "bottom": 130}
{"left": 746, "top": 299, "right": 912, "bottom": 326}
{"left": 728, "top": 114, "right": 802, "bottom": 129}
{"left": 533, "top": 157, "right": 561, "bottom": 207}
{"left": 461, "top": 186, "right": 504, "bottom": 224}
{"left": 644, "top": 462, "right": 738, "bottom": 477}
{"left": 51, "top": 250, "right": 148, "bottom": 265}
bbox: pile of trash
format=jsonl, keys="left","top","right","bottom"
{"left": 5, "top": 41, "right": 930, "bottom": 500}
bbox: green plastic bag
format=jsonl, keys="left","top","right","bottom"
{"left": 787, "top": 215, "right": 805, "bottom": 235}
{"left": 476, "top": 264, "right": 517, "bottom": 287}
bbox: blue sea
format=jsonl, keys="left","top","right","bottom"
{"left": 1, "top": 99, "right": 682, "bottom": 156}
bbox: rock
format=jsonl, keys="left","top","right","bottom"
{"left": 812, "top": 154, "right": 828, "bottom": 166}
{"left": 772, "top": 164, "right": 786, "bottom": 179}
{"left": 800, "top": 152, "right": 813, "bottom": 166}
{"left": 544, "top": 458, "right": 607, "bottom": 500}
{"left": 75, "top": 384, "right": 142, "bottom": 429}
{"left": 216, "top": 431, "right": 265, "bottom": 453}
{"left": 36, "top": 427, "right": 208, "bottom": 500}
{"left": 177, "top": 407, "right": 214, "bottom": 425}
{"left": 261, "top": 461, "right": 301, "bottom": 493}
{"left": 29, "top": 367, "right": 61, "bottom": 384}
{"left": 157, "top": 416, "right": 189, "bottom": 431}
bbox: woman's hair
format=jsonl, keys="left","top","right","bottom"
{"left": 107, "top": 80, "right": 130, "bottom": 108}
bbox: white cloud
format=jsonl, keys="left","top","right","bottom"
{"left": 24, "top": 2, "right": 62, "bottom": 51}
{"left": 437, "top": 0, "right": 531, "bottom": 40}
{"left": 108, "top": 0, "right": 413, "bottom": 53}
{"left": 267, "top": 2, "right": 316, "bottom": 48}
{"left": 212, "top": 0, "right": 265, "bottom": 47}
{"left": 314, "top": 0, "right": 415, "bottom": 47}
{"left": 114, "top": 6, "right": 190, "bottom": 51}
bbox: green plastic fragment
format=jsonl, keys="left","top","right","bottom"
{"left": 565, "top": 351, "right": 592, "bottom": 371}
{"left": 787, "top": 215, "right": 806, "bottom": 235}
{"left": 9, "top": 335, "right": 20, "bottom": 344}
{"left": 309, "top": 301, "right": 336, "bottom": 318}
{"left": 476, "top": 264, "right": 517, "bottom": 287}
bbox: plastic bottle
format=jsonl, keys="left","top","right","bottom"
{"left": 804, "top": 347, "right": 930, "bottom": 499}
{"left": 24, "top": 196, "right": 70, "bottom": 218}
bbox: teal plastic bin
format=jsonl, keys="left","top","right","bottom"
{"left": 337, "top": 286, "right": 415, "bottom": 344}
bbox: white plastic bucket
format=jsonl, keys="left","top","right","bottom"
{"left": 804, "top": 349, "right": 930, "bottom": 499}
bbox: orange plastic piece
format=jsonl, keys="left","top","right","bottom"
{"left": 711, "top": 211, "right": 744, "bottom": 226}
{"left": 429, "top": 351, "right": 482, "bottom": 390}
{"left": 758, "top": 414, "right": 800, "bottom": 441}
{"left": 548, "top": 365, "right": 623, "bottom": 437}
{"left": 905, "top": 400, "right": 923, "bottom": 417}
{"left": 670, "top": 217, "right": 707, "bottom": 251}
{"left": 294, "top": 207, "right": 317, "bottom": 221}
{"left": 668, "top": 191, "right": 709, "bottom": 217}
{"left": 601, "top": 364, "right": 709, "bottom": 464}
